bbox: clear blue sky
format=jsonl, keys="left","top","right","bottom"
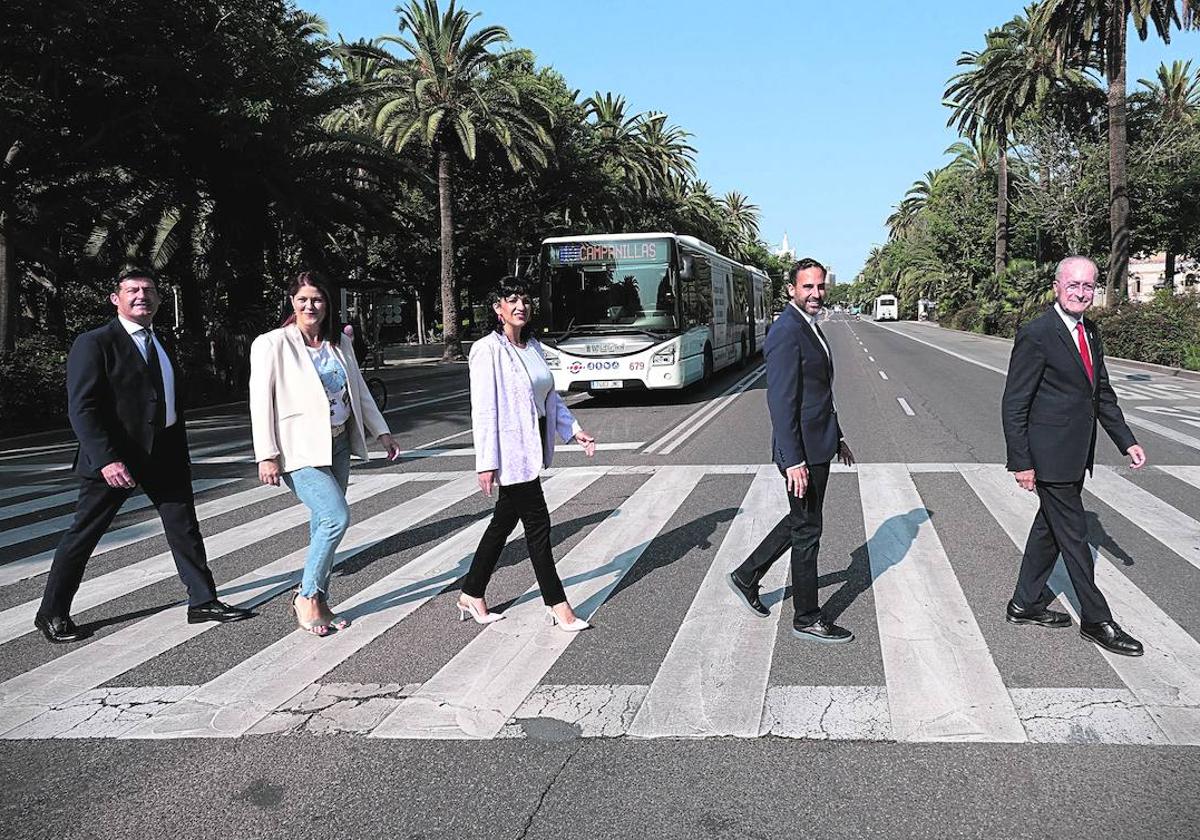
{"left": 301, "top": 0, "right": 1199, "bottom": 281}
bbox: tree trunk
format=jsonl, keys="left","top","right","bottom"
{"left": 0, "top": 212, "right": 14, "bottom": 353}
{"left": 1165, "top": 250, "right": 1176, "bottom": 289}
{"left": 995, "top": 143, "right": 1009, "bottom": 277}
{"left": 437, "top": 148, "right": 463, "bottom": 361}
{"left": 1104, "top": 18, "right": 1130, "bottom": 308}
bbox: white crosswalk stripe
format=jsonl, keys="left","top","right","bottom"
{"left": 1, "top": 461, "right": 1199, "bottom": 745}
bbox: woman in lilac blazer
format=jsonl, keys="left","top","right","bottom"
{"left": 458, "top": 277, "right": 597, "bottom": 631}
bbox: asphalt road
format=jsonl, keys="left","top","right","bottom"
{"left": 2, "top": 315, "right": 1199, "bottom": 840}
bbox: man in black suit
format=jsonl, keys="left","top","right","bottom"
{"left": 727, "top": 258, "right": 855, "bottom": 643}
{"left": 34, "top": 266, "right": 253, "bottom": 643}
{"left": 1002, "top": 256, "right": 1145, "bottom": 656}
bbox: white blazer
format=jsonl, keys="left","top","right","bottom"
{"left": 250, "top": 325, "right": 390, "bottom": 472}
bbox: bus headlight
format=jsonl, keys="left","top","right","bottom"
{"left": 543, "top": 350, "right": 560, "bottom": 369}
{"left": 651, "top": 347, "right": 675, "bottom": 366}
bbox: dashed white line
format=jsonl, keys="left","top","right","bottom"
{"left": 879, "top": 371, "right": 889, "bottom": 380}
{"left": 897, "top": 398, "right": 915, "bottom": 416}
{"left": 869, "top": 356, "right": 875, "bottom": 362}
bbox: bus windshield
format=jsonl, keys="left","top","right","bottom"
{"left": 544, "top": 264, "right": 678, "bottom": 335}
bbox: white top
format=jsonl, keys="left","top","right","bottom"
{"left": 117, "top": 315, "right": 177, "bottom": 427}
{"left": 512, "top": 341, "right": 555, "bottom": 417}
{"left": 1054, "top": 302, "right": 1092, "bottom": 365}
{"left": 306, "top": 342, "right": 352, "bottom": 426}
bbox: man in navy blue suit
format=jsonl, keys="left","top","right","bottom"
{"left": 727, "top": 258, "right": 856, "bottom": 643}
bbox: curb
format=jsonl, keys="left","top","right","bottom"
{"left": 922, "top": 322, "right": 1200, "bottom": 382}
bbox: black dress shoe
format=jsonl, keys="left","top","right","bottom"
{"left": 1006, "top": 600, "right": 1071, "bottom": 628}
{"left": 792, "top": 618, "right": 854, "bottom": 644}
{"left": 726, "top": 572, "right": 770, "bottom": 618}
{"left": 187, "top": 599, "right": 255, "bottom": 624}
{"left": 33, "top": 614, "right": 90, "bottom": 644}
{"left": 1080, "top": 620, "right": 1143, "bottom": 656}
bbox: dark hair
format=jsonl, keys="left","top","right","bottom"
{"left": 787, "top": 257, "right": 827, "bottom": 284}
{"left": 489, "top": 276, "right": 534, "bottom": 344}
{"left": 115, "top": 264, "right": 158, "bottom": 291}
{"left": 282, "top": 270, "right": 341, "bottom": 341}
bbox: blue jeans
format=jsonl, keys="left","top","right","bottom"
{"left": 283, "top": 432, "right": 352, "bottom": 598}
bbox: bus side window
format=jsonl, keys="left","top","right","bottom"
{"left": 681, "top": 255, "right": 713, "bottom": 327}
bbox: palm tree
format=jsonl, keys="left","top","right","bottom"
{"left": 944, "top": 134, "right": 999, "bottom": 175}
{"left": 1033, "top": 0, "right": 1200, "bottom": 304}
{"left": 718, "top": 191, "right": 760, "bottom": 258}
{"left": 583, "top": 92, "right": 657, "bottom": 195}
{"left": 373, "top": 0, "right": 554, "bottom": 360}
{"left": 946, "top": 7, "right": 1099, "bottom": 277}
{"left": 886, "top": 170, "right": 943, "bottom": 240}
{"left": 1137, "top": 59, "right": 1200, "bottom": 122}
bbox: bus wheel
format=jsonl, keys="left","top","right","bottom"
{"left": 702, "top": 344, "right": 714, "bottom": 386}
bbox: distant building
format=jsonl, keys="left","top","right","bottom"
{"left": 1127, "top": 252, "right": 1200, "bottom": 302}
{"left": 826, "top": 268, "right": 837, "bottom": 287}
{"left": 772, "top": 232, "right": 795, "bottom": 261}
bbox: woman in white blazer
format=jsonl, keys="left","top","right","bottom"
{"left": 458, "top": 277, "right": 597, "bottom": 631}
{"left": 250, "top": 272, "right": 400, "bottom": 636}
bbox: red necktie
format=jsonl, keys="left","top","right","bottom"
{"left": 1076, "top": 322, "right": 1094, "bottom": 384}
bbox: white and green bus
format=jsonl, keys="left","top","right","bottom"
{"left": 537, "top": 233, "right": 770, "bottom": 393}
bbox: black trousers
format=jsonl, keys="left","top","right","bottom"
{"left": 462, "top": 477, "right": 567, "bottom": 607}
{"left": 39, "top": 427, "right": 219, "bottom": 619}
{"left": 734, "top": 462, "right": 830, "bottom": 626}
{"left": 1013, "top": 478, "right": 1112, "bottom": 624}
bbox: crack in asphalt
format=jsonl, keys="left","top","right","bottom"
{"left": 512, "top": 742, "right": 582, "bottom": 840}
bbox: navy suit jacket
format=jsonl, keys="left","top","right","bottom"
{"left": 66, "top": 318, "right": 189, "bottom": 479}
{"left": 1002, "top": 306, "right": 1135, "bottom": 483}
{"left": 766, "top": 305, "right": 842, "bottom": 471}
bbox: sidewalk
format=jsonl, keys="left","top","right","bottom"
{"left": 377, "top": 341, "right": 474, "bottom": 367}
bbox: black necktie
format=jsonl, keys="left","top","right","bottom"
{"left": 811, "top": 320, "right": 833, "bottom": 379}
{"left": 142, "top": 329, "right": 166, "bottom": 427}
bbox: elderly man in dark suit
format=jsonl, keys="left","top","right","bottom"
{"left": 726, "top": 257, "right": 855, "bottom": 643}
{"left": 34, "top": 266, "right": 253, "bottom": 643}
{"left": 1002, "top": 256, "right": 1146, "bottom": 657}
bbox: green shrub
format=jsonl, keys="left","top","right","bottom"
{"left": 1091, "top": 294, "right": 1200, "bottom": 369}
{"left": 0, "top": 336, "right": 69, "bottom": 434}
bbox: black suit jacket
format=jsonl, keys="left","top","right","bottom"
{"left": 766, "top": 304, "right": 842, "bottom": 470}
{"left": 66, "top": 318, "right": 189, "bottom": 479}
{"left": 1002, "top": 306, "right": 1136, "bottom": 483}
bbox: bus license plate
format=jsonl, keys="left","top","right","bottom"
{"left": 590, "top": 380, "right": 623, "bottom": 389}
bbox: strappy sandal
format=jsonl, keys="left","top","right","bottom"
{"left": 292, "top": 593, "right": 331, "bottom": 637}
{"left": 317, "top": 592, "right": 351, "bottom": 630}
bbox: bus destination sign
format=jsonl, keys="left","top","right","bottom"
{"left": 548, "top": 238, "right": 671, "bottom": 265}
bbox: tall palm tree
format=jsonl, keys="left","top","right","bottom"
{"left": 944, "top": 134, "right": 999, "bottom": 175}
{"left": 373, "top": 0, "right": 554, "bottom": 360}
{"left": 1032, "top": 0, "right": 1199, "bottom": 303}
{"left": 886, "top": 170, "right": 943, "bottom": 240}
{"left": 718, "top": 191, "right": 760, "bottom": 258}
{"left": 1137, "top": 59, "right": 1200, "bottom": 122}
{"left": 946, "top": 6, "right": 1099, "bottom": 276}
{"left": 583, "top": 92, "right": 656, "bottom": 194}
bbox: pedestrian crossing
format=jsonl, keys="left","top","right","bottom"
{"left": 1, "top": 462, "right": 1199, "bottom": 746}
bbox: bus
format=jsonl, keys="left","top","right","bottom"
{"left": 873, "top": 294, "right": 899, "bottom": 321}
{"left": 537, "top": 233, "right": 770, "bottom": 393}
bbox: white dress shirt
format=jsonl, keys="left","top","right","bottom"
{"left": 1054, "top": 302, "right": 1093, "bottom": 368}
{"left": 117, "top": 315, "right": 177, "bottom": 427}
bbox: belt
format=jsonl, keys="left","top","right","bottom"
{"left": 331, "top": 422, "right": 346, "bottom": 438}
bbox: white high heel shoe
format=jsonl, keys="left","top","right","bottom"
{"left": 546, "top": 607, "right": 591, "bottom": 633}
{"left": 457, "top": 598, "right": 505, "bottom": 625}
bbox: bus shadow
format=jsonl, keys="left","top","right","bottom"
{"left": 566, "top": 360, "right": 765, "bottom": 410}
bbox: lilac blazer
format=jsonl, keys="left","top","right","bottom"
{"left": 470, "top": 332, "right": 581, "bottom": 486}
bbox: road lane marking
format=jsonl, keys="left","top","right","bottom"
{"left": 957, "top": 463, "right": 1200, "bottom": 746}
{"left": 1086, "top": 466, "right": 1200, "bottom": 572}
{"left": 879, "top": 371, "right": 888, "bottom": 380}
{"left": 628, "top": 466, "right": 789, "bottom": 738}
{"left": 643, "top": 365, "right": 765, "bottom": 456}
{"left": 869, "top": 356, "right": 875, "bottom": 362}
{"left": 0, "top": 478, "right": 236, "bottom": 526}
{"left": 858, "top": 464, "right": 1025, "bottom": 742}
{"left": 370, "top": 467, "right": 702, "bottom": 739}
{"left": 0, "top": 475, "right": 482, "bottom": 738}
{"left": 0, "top": 475, "right": 423, "bottom": 645}
{"left": 121, "top": 470, "right": 608, "bottom": 739}
{"left": 897, "top": 398, "right": 915, "bottom": 416}
{"left": 382, "top": 389, "right": 470, "bottom": 415}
